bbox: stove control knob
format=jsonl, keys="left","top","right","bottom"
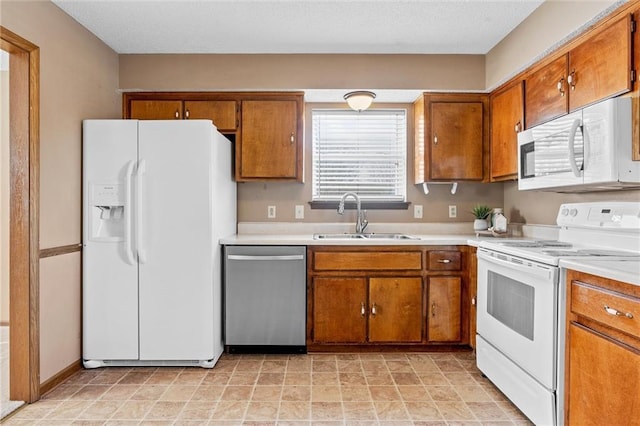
{"left": 561, "top": 208, "right": 569, "bottom": 216}
{"left": 569, "top": 208, "right": 578, "bottom": 217}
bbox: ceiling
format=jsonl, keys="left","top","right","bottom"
{"left": 51, "top": 0, "right": 547, "bottom": 102}
{"left": 52, "top": 0, "right": 545, "bottom": 55}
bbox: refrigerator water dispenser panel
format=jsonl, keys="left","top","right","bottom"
{"left": 90, "top": 183, "right": 125, "bottom": 241}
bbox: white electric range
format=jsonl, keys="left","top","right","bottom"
{"left": 475, "top": 201, "right": 640, "bottom": 426}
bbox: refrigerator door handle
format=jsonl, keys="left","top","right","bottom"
{"left": 136, "top": 158, "right": 147, "bottom": 264}
{"left": 123, "top": 160, "right": 136, "bottom": 265}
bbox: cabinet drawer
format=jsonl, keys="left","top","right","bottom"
{"left": 571, "top": 282, "right": 640, "bottom": 337}
{"left": 313, "top": 251, "right": 422, "bottom": 271}
{"left": 428, "top": 251, "right": 461, "bottom": 271}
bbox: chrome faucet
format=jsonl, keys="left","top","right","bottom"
{"left": 337, "top": 192, "right": 368, "bottom": 234}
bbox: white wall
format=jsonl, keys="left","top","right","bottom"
{"left": 0, "top": 0, "right": 120, "bottom": 383}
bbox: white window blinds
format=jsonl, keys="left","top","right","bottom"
{"left": 312, "top": 109, "right": 407, "bottom": 201}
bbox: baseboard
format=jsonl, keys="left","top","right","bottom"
{"left": 39, "top": 359, "right": 82, "bottom": 396}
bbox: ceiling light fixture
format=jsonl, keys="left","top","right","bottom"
{"left": 344, "top": 91, "right": 376, "bottom": 112}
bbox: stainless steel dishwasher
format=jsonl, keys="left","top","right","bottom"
{"left": 223, "top": 245, "right": 306, "bottom": 352}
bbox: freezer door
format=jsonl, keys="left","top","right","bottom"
{"left": 137, "top": 120, "right": 217, "bottom": 360}
{"left": 82, "top": 120, "right": 139, "bottom": 360}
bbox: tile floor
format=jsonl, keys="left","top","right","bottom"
{"left": 2, "top": 352, "right": 532, "bottom": 425}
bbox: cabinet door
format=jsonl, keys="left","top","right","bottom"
{"left": 568, "top": 15, "right": 633, "bottom": 112}
{"left": 239, "top": 100, "right": 298, "bottom": 180}
{"left": 369, "top": 278, "right": 422, "bottom": 343}
{"left": 130, "top": 100, "right": 183, "bottom": 119}
{"left": 427, "top": 277, "right": 462, "bottom": 342}
{"left": 490, "top": 81, "right": 523, "bottom": 181}
{"left": 525, "top": 55, "right": 568, "bottom": 128}
{"left": 430, "top": 101, "right": 483, "bottom": 180}
{"left": 567, "top": 323, "right": 640, "bottom": 425}
{"left": 184, "top": 100, "right": 237, "bottom": 132}
{"left": 313, "top": 277, "right": 366, "bottom": 343}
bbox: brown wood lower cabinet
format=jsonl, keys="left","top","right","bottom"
{"left": 427, "top": 277, "right": 462, "bottom": 342}
{"left": 313, "top": 277, "right": 366, "bottom": 344}
{"left": 564, "top": 269, "right": 640, "bottom": 425}
{"left": 567, "top": 323, "right": 640, "bottom": 425}
{"left": 307, "top": 246, "right": 470, "bottom": 351}
{"left": 369, "top": 277, "right": 423, "bottom": 343}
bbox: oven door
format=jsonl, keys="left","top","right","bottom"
{"left": 477, "top": 248, "right": 558, "bottom": 389}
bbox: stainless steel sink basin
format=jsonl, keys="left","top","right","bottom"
{"left": 364, "top": 233, "right": 420, "bottom": 240}
{"left": 313, "top": 233, "right": 368, "bottom": 239}
{"left": 313, "top": 233, "right": 419, "bottom": 240}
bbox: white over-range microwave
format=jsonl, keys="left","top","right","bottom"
{"left": 517, "top": 97, "right": 640, "bottom": 192}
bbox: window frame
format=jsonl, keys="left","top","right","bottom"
{"left": 309, "top": 108, "right": 409, "bottom": 210}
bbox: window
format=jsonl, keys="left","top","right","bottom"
{"left": 311, "top": 109, "right": 407, "bottom": 203}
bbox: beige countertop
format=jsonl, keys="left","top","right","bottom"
{"left": 220, "top": 233, "right": 481, "bottom": 246}
{"left": 560, "top": 258, "right": 640, "bottom": 287}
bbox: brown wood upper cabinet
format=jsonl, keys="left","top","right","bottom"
{"left": 238, "top": 100, "right": 301, "bottom": 181}
{"left": 123, "top": 92, "right": 304, "bottom": 182}
{"left": 130, "top": 100, "right": 184, "bottom": 120}
{"left": 129, "top": 99, "right": 238, "bottom": 132}
{"left": 490, "top": 81, "right": 524, "bottom": 181}
{"left": 414, "top": 93, "right": 488, "bottom": 183}
{"left": 183, "top": 100, "right": 237, "bottom": 132}
{"left": 525, "top": 15, "right": 634, "bottom": 128}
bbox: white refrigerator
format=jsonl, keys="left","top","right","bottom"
{"left": 82, "top": 119, "right": 236, "bottom": 368}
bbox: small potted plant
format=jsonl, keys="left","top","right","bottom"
{"left": 471, "top": 204, "right": 492, "bottom": 231}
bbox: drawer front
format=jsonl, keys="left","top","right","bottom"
{"left": 571, "top": 282, "right": 640, "bottom": 337}
{"left": 313, "top": 251, "right": 422, "bottom": 271}
{"left": 428, "top": 251, "right": 461, "bottom": 271}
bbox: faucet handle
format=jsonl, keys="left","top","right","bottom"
{"left": 360, "top": 210, "right": 369, "bottom": 233}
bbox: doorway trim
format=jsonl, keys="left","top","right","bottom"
{"left": 1, "top": 26, "right": 40, "bottom": 403}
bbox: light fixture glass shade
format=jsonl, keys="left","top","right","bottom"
{"left": 344, "top": 91, "right": 376, "bottom": 112}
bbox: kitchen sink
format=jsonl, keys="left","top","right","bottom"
{"left": 313, "top": 233, "right": 420, "bottom": 240}
{"left": 364, "top": 233, "right": 420, "bottom": 240}
{"left": 313, "top": 233, "right": 368, "bottom": 239}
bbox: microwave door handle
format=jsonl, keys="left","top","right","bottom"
{"left": 567, "top": 118, "right": 582, "bottom": 178}
{"left": 582, "top": 122, "right": 590, "bottom": 170}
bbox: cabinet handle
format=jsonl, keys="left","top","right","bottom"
{"left": 371, "top": 303, "right": 377, "bottom": 316}
{"left": 185, "top": 109, "right": 190, "bottom": 119}
{"left": 514, "top": 122, "right": 522, "bottom": 133}
{"left": 434, "top": 133, "right": 438, "bottom": 145}
{"left": 361, "top": 302, "right": 366, "bottom": 317}
{"left": 431, "top": 302, "right": 436, "bottom": 317}
{"left": 567, "top": 70, "right": 576, "bottom": 90}
{"left": 175, "top": 110, "right": 179, "bottom": 119}
{"left": 437, "top": 259, "right": 451, "bottom": 264}
{"left": 557, "top": 78, "right": 565, "bottom": 97}
{"left": 290, "top": 132, "right": 295, "bottom": 144}
{"left": 603, "top": 305, "right": 634, "bottom": 319}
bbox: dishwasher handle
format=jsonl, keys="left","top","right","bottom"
{"left": 227, "top": 254, "right": 304, "bottom": 261}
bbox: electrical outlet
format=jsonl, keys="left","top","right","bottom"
{"left": 414, "top": 205, "right": 423, "bottom": 219}
{"left": 295, "top": 205, "right": 305, "bottom": 219}
{"left": 449, "top": 205, "right": 457, "bottom": 218}
{"left": 267, "top": 205, "right": 276, "bottom": 219}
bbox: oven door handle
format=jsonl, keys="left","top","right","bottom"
{"left": 477, "top": 250, "right": 556, "bottom": 281}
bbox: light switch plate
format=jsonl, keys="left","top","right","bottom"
{"left": 449, "top": 205, "right": 457, "bottom": 218}
{"left": 267, "top": 205, "right": 276, "bottom": 219}
{"left": 414, "top": 205, "right": 423, "bottom": 219}
{"left": 295, "top": 205, "right": 304, "bottom": 219}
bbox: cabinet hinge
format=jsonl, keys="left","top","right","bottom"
{"left": 632, "top": 69, "right": 637, "bottom": 83}
{"left": 631, "top": 19, "right": 636, "bottom": 33}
